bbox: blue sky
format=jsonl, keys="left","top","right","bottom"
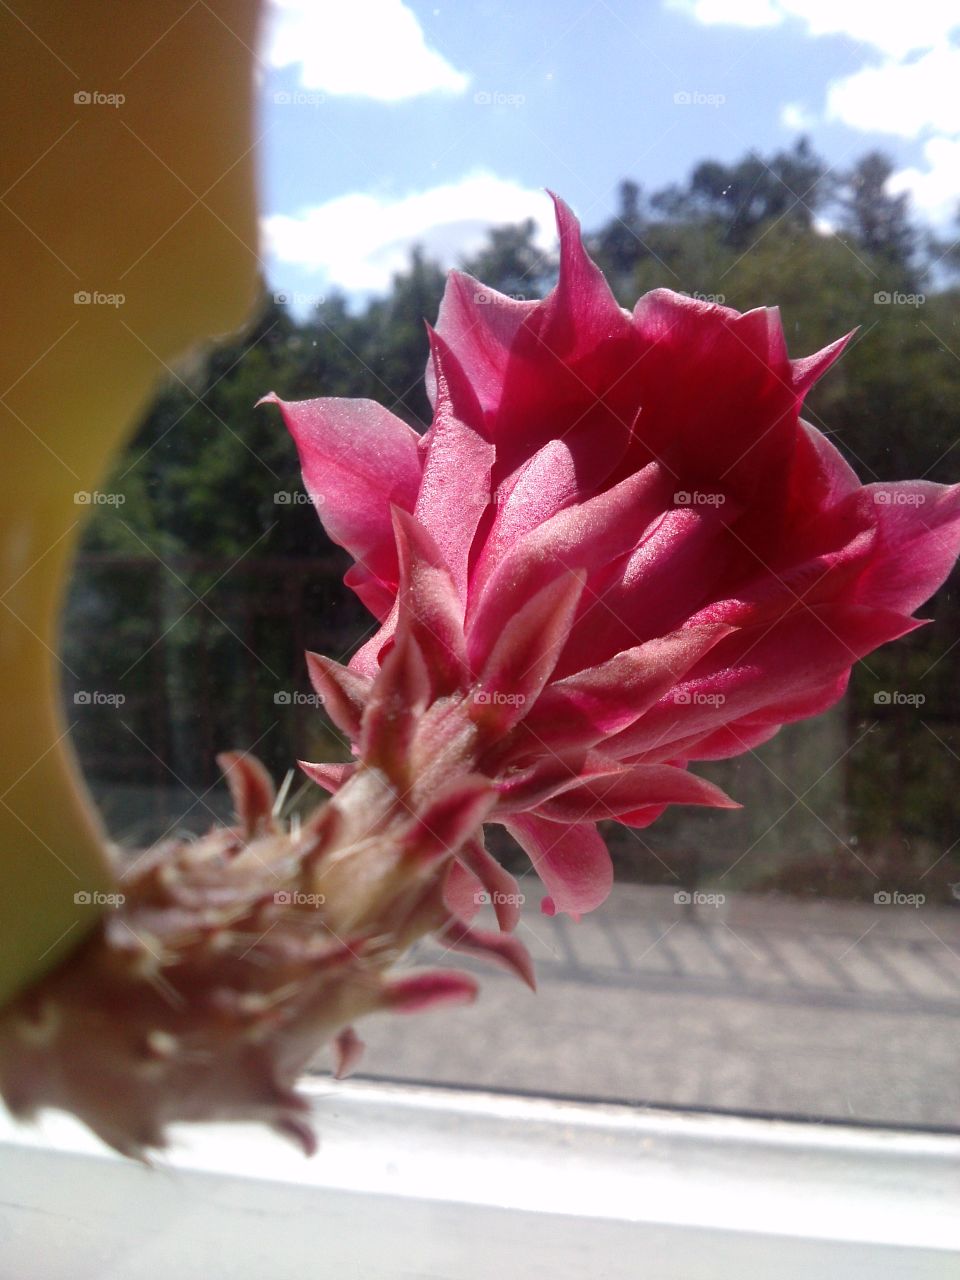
{"left": 257, "top": 0, "right": 960, "bottom": 305}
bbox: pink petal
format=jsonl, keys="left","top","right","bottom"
{"left": 442, "top": 858, "right": 485, "bottom": 924}
{"left": 471, "top": 439, "right": 587, "bottom": 599}
{"left": 358, "top": 628, "right": 431, "bottom": 772}
{"left": 305, "top": 652, "right": 372, "bottom": 740}
{"left": 554, "top": 498, "right": 739, "bottom": 675}
{"left": 608, "top": 603, "right": 920, "bottom": 762}
{"left": 506, "top": 814, "right": 614, "bottom": 919}
{"left": 382, "top": 971, "right": 479, "bottom": 1013}
{"left": 298, "top": 761, "right": 355, "bottom": 793}
{"left": 346, "top": 505, "right": 472, "bottom": 688}
{"left": 614, "top": 802, "right": 669, "bottom": 829}
{"left": 392, "top": 508, "right": 469, "bottom": 696}
{"left": 668, "top": 719, "right": 782, "bottom": 762}
{"left": 349, "top": 595, "right": 400, "bottom": 678}
{"left": 854, "top": 481, "right": 960, "bottom": 615}
{"left": 260, "top": 393, "right": 421, "bottom": 608}
{"left": 791, "top": 332, "right": 855, "bottom": 397}
{"left": 436, "top": 196, "right": 639, "bottom": 487}
{"left": 680, "top": 495, "right": 877, "bottom": 634}
{"left": 333, "top": 1027, "right": 365, "bottom": 1079}
{"left": 629, "top": 292, "right": 801, "bottom": 514}
{"left": 401, "top": 777, "right": 495, "bottom": 861}
{"left": 676, "top": 678, "right": 856, "bottom": 762}
{"left": 427, "top": 270, "right": 539, "bottom": 415}
{"left": 436, "top": 917, "right": 536, "bottom": 990}
{"left": 491, "top": 748, "right": 591, "bottom": 814}
{"left": 467, "top": 461, "right": 671, "bottom": 655}
{"left": 343, "top": 563, "right": 397, "bottom": 622}
{"left": 471, "top": 571, "right": 585, "bottom": 731}
{"left": 216, "top": 751, "right": 276, "bottom": 837}
{"left": 540, "top": 192, "right": 630, "bottom": 362}
{"left": 470, "top": 432, "right": 630, "bottom": 605}
{"left": 518, "top": 625, "right": 733, "bottom": 751}
{"left": 786, "top": 420, "right": 862, "bottom": 514}
{"left": 532, "top": 762, "right": 737, "bottom": 824}
{"left": 414, "top": 331, "right": 495, "bottom": 602}
{"left": 455, "top": 835, "right": 524, "bottom": 932}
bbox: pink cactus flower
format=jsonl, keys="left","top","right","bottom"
{"left": 265, "top": 195, "right": 960, "bottom": 921}
{"left": 5, "top": 195, "right": 959, "bottom": 1159}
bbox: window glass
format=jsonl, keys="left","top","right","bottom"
{"left": 64, "top": 0, "right": 960, "bottom": 1129}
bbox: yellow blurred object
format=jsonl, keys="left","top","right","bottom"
{"left": 0, "top": 1, "right": 261, "bottom": 1006}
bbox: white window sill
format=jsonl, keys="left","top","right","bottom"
{"left": 1, "top": 1079, "right": 958, "bottom": 1278}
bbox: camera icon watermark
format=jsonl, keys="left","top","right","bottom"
{"left": 873, "top": 890, "right": 924, "bottom": 908}
{"left": 74, "top": 490, "right": 125, "bottom": 506}
{"left": 74, "top": 889, "right": 126, "bottom": 906}
{"left": 674, "top": 690, "right": 725, "bottom": 707}
{"left": 74, "top": 90, "right": 125, "bottom": 108}
{"left": 473, "top": 90, "right": 525, "bottom": 107}
{"left": 73, "top": 690, "right": 125, "bottom": 707}
{"left": 873, "top": 290, "right": 924, "bottom": 307}
{"left": 273, "top": 490, "right": 324, "bottom": 506}
{"left": 73, "top": 290, "right": 125, "bottom": 308}
{"left": 873, "top": 488, "right": 926, "bottom": 507}
{"left": 273, "top": 690, "right": 325, "bottom": 707}
{"left": 473, "top": 690, "right": 526, "bottom": 707}
{"left": 674, "top": 490, "right": 726, "bottom": 507}
{"left": 273, "top": 290, "right": 326, "bottom": 308}
{"left": 273, "top": 90, "right": 325, "bottom": 107}
{"left": 673, "top": 90, "right": 725, "bottom": 107}
{"left": 674, "top": 890, "right": 726, "bottom": 906}
{"left": 473, "top": 289, "right": 526, "bottom": 305}
{"left": 474, "top": 890, "right": 526, "bottom": 907}
{"left": 273, "top": 889, "right": 326, "bottom": 907}
{"left": 873, "top": 690, "right": 925, "bottom": 707}
{"left": 679, "top": 290, "right": 726, "bottom": 305}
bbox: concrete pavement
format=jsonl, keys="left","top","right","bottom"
{"left": 350, "top": 885, "right": 960, "bottom": 1128}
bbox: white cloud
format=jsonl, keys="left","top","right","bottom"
{"left": 888, "top": 137, "right": 960, "bottom": 221}
{"left": 668, "top": 0, "right": 959, "bottom": 58}
{"left": 820, "top": 37, "right": 960, "bottom": 224}
{"left": 263, "top": 173, "right": 554, "bottom": 296}
{"left": 668, "top": 0, "right": 780, "bottom": 28}
{"left": 780, "top": 101, "right": 817, "bottom": 132}
{"left": 672, "top": 0, "right": 960, "bottom": 224}
{"left": 266, "top": 0, "right": 469, "bottom": 102}
{"left": 825, "top": 44, "right": 960, "bottom": 138}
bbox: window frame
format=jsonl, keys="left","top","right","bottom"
{"left": 2, "top": 1077, "right": 959, "bottom": 1277}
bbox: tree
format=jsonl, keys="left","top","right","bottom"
{"left": 359, "top": 245, "right": 446, "bottom": 429}
{"left": 834, "top": 151, "right": 915, "bottom": 271}
{"left": 647, "top": 138, "right": 827, "bottom": 248}
{"left": 460, "top": 217, "right": 554, "bottom": 301}
{"left": 589, "top": 180, "right": 649, "bottom": 286}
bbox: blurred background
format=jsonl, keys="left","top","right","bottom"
{"left": 59, "top": 0, "right": 960, "bottom": 1128}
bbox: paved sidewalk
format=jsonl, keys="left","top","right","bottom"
{"left": 94, "top": 782, "right": 960, "bottom": 1127}
{"left": 348, "top": 885, "right": 960, "bottom": 1128}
